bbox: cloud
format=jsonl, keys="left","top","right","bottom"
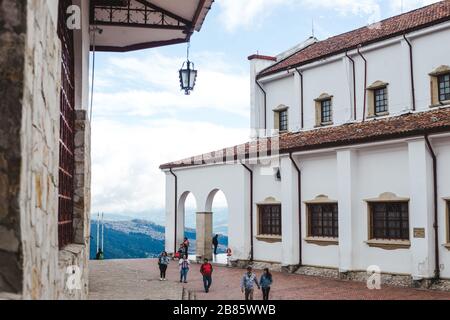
{"left": 217, "top": 0, "right": 381, "bottom": 32}
{"left": 388, "top": 0, "right": 441, "bottom": 14}
{"left": 92, "top": 51, "right": 250, "bottom": 118}
{"left": 217, "top": 0, "right": 290, "bottom": 32}
{"left": 91, "top": 118, "right": 249, "bottom": 217}
{"left": 216, "top": 0, "right": 442, "bottom": 33}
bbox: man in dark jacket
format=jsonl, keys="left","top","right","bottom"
{"left": 212, "top": 234, "right": 219, "bottom": 255}
{"left": 200, "top": 258, "right": 213, "bottom": 293}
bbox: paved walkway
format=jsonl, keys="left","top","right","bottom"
{"left": 89, "top": 259, "right": 450, "bottom": 300}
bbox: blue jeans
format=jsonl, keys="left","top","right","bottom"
{"left": 180, "top": 268, "right": 189, "bottom": 282}
{"left": 203, "top": 275, "right": 212, "bottom": 291}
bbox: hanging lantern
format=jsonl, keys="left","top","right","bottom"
{"left": 179, "top": 61, "right": 197, "bottom": 95}
{"left": 179, "top": 42, "right": 197, "bottom": 95}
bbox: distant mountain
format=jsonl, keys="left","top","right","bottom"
{"left": 90, "top": 219, "right": 228, "bottom": 260}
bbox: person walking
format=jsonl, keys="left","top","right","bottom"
{"left": 200, "top": 258, "right": 214, "bottom": 293}
{"left": 158, "top": 251, "right": 170, "bottom": 281}
{"left": 259, "top": 268, "right": 273, "bottom": 300}
{"left": 212, "top": 234, "right": 219, "bottom": 255}
{"left": 240, "top": 266, "right": 260, "bottom": 300}
{"left": 179, "top": 254, "right": 190, "bottom": 283}
{"left": 183, "top": 237, "right": 190, "bottom": 258}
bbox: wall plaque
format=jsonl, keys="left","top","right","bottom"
{"left": 413, "top": 228, "right": 425, "bottom": 238}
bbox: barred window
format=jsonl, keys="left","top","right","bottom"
{"left": 308, "top": 203, "right": 338, "bottom": 238}
{"left": 58, "top": 0, "right": 75, "bottom": 249}
{"left": 321, "top": 99, "right": 332, "bottom": 124}
{"left": 438, "top": 74, "right": 450, "bottom": 102}
{"left": 258, "top": 204, "right": 281, "bottom": 236}
{"left": 279, "top": 110, "right": 288, "bottom": 132}
{"left": 374, "top": 87, "right": 388, "bottom": 114}
{"left": 370, "top": 202, "right": 409, "bottom": 240}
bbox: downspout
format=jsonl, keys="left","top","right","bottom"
{"left": 169, "top": 168, "right": 178, "bottom": 254}
{"left": 424, "top": 134, "right": 440, "bottom": 280}
{"left": 403, "top": 35, "right": 416, "bottom": 111}
{"left": 289, "top": 153, "right": 302, "bottom": 266}
{"left": 242, "top": 164, "right": 254, "bottom": 261}
{"left": 345, "top": 52, "right": 357, "bottom": 121}
{"left": 357, "top": 47, "right": 368, "bottom": 121}
{"left": 256, "top": 80, "right": 267, "bottom": 132}
{"left": 295, "top": 68, "right": 304, "bottom": 129}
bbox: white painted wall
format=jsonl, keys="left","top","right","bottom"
{"left": 254, "top": 22, "right": 450, "bottom": 132}
{"left": 298, "top": 153, "right": 339, "bottom": 268}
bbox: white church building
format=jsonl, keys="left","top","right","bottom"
{"left": 161, "top": 1, "right": 450, "bottom": 288}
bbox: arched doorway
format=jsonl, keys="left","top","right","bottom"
{"left": 206, "top": 189, "right": 229, "bottom": 264}
{"left": 177, "top": 191, "right": 197, "bottom": 258}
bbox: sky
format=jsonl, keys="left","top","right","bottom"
{"left": 90, "top": 0, "right": 441, "bottom": 221}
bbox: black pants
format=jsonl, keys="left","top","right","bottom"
{"left": 203, "top": 275, "right": 212, "bottom": 292}
{"left": 213, "top": 245, "right": 218, "bottom": 255}
{"left": 159, "top": 264, "right": 167, "bottom": 278}
{"left": 262, "top": 287, "right": 271, "bottom": 300}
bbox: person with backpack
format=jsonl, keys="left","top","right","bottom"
{"left": 259, "top": 268, "right": 273, "bottom": 300}
{"left": 240, "top": 266, "right": 260, "bottom": 300}
{"left": 212, "top": 234, "right": 219, "bottom": 255}
{"left": 158, "top": 251, "right": 170, "bottom": 281}
{"left": 179, "top": 254, "right": 190, "bottom": 283}
{"left": 200, "top": 258, "right": 214, "bottom": 293}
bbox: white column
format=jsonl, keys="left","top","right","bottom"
{"left": 336, "top": 149, "right": 356, "bottom": 272}
{"left": 164, "top": 172, "right": 176, "bottom": 254}
{"left": 408, "top": 138, "right": 435, "bottom": 279}
{"left": 281, "top": 156, "right": 300, "bottom": 266}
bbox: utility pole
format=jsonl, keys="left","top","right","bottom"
{"left": 96, "top": 212, "right": 100, "bottom": 254}
{"left": 101, "top": 212, "right": 104, "bottom": 252}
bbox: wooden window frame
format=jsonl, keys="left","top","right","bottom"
{"left": 438, "top": 73, "right": 450, "bottom": 103}
{"left": 429, "top": 66, "right": 450, "bottom": 107}
{"left": 306, "top": 202, "right": 339, "bottom": 239}
{"left": 374, "top": 86, "right": 388, "bottom": 115}
{"left": 257, "top": 204, "right": 282, "bottom": 237}
{"left": 368, "top": 201, "right": 410, "bottom": 242}
{"left": 273, "top": 106, "right": 289, "bottom": 132}
{"left": 445, "top": 199, "right": 450, "bottom": 249}
{"left": 320, "top": 99, "right": 332, "bottom": 124}
{"left": 278, "top": 109, "right": 288, "bottom": 132}
{"left": 367, "top": 81, "right": 389, "bottom": 118}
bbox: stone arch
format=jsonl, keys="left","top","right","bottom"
{"left": 205, "top": 188, "right": 228, "bottom": 213}
{"left": 176, "top": 191, "right": 198, "bottom": 251}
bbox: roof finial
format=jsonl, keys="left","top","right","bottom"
{"left": 311, "top": 19, "right": 315, "bottom": 38}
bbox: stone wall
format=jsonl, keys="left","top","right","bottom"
{"left": 19, "top": 0, "right": 62, "bottom": 299}
{"left": 0, "top": 0, "right": 27, "bottom": 295}
{"left": 0, "top": 0, "right": 91, "bottom": 299}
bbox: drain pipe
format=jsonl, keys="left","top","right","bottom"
{"left": 169, "top": 168, "right": 178, "bottom": 254}
{"left": 424, "top": 134, "right": 440, "bottom": 280}
{"left": 289, "top": 153, "right": 302, "bottom": 266}
{"left": 357, "top": 47, "right": 368, "bottom": 121}
{"left": 295, "top": 68, "right": 304, "bottom": 129}
{"left": 345, "top": 52, "right": 357, "bottom": 121}
{"left": 403, "top": 35, "right": 416, "bottom": 111}
{"left": 256, "top": 80, "right": 267, "bottom": 132}
{"left": 242, "top": 163, "right": 254, "bottom": 261}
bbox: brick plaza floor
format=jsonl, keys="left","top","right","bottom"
{"left": 89, "top": 259, "right": 450, "bottom": 300}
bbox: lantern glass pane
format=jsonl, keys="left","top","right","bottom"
{"left": 181, "top": 70, "right": 189, "bottom": 88}
{"left": 189, "top": 70, "right": 197, "bottom": 88}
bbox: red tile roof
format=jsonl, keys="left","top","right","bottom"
{"left": 160, "top": 108, "right": 450, "bottom": 170}
{"left": 259, "top": 1, "right": 450, "bottom": 78}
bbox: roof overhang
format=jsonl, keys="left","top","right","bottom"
{"left": 90, "top": 0, "right": 213, "bottom": 52}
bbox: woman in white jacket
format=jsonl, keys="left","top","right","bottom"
{"left": 179, "top": 254, "right": 190, "bottom": 283}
